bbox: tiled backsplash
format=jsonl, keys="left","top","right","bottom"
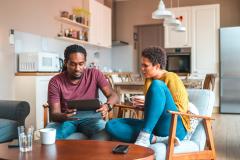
{"left": 14, "top": 31, "right": 112, "bottom": 72}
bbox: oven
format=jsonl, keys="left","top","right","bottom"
{"left": 166, "top": 48, "right": 191, "bottom": 76}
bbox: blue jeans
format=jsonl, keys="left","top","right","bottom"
{"left": 106, "top": 80, "right": 187, "bottom": 143}
{"left": 47, "top": 111, "right": 108, "bottom": 140}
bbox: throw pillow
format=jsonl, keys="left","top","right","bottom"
{"left": 184, "top": 102, "right": 199, "bottom": 140}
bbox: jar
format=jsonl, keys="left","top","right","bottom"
{"left": 60, "top": 11, "right": 69, "bottom": 18}
{"left": 72, "top": 30, "right": 78, "bottom": 39}
{"left": 69, "top": 14, "right": 76, "bottom": 21}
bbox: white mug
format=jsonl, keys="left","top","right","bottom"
{"left": 129, "top": 95, "right": 145, "bottom": 102}
{"left": 39, "top": 128, "right": 56, "bottom": 145}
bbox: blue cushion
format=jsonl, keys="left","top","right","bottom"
{"left": 0, "top": 119, "right": 18, "bottom": 143}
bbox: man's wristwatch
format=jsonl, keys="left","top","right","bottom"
{"left": 105, "top": 103, "right": 113, "bottom": 112}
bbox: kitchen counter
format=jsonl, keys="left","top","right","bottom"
{"left": 15, "top": 72, "right": 60, "bottom": 76}
{"left": 182, "top": 79, "right": 203, "bottom": 89}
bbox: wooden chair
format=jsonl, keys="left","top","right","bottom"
{"left": 43, "top": 103, "right": 50, "bottom": 128}
{"left": 113, "top": 103, "right": 144, "bottom": 119}
{"left": 203, "top": 74, "right": 217, "bottom": 91}
{"left": 113, "top": 89, "right": 216, "bottom": 159}
{"left": 166, "top": 111, "right": 216, "bottom": 160}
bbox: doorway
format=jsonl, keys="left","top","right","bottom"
{"left": 134, "top": 24, "right": 164, "bottom": 72}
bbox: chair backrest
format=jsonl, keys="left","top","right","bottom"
{"left": 187, "top": 89, "right": 215, "bottom": 150}
{"left": 203, "top": 74, "right": 217, "bottom": 91}
{"left": 43, "top": 103, "right": 50, "bottom": 128}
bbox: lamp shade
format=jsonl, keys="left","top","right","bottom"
{"left": 164, "top": 15, "right": 181, "bottom": 26}
{"left": 152, "top": 0, "right": 172, "bottom": 19}
{"left": 173, "top": 25, "right": 186, "bottom": 32}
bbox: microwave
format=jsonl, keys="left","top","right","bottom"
{"left": 18, "top": 52, "right": 61, "bottom": 72}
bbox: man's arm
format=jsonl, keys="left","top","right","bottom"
{"left": 102, "top": 85, "right": 119, "bottom": 105}
{"left": 96, "top": 85, "right": 119, "bottom": 118}
{"left": 50, "top": 103, "right": 78, "bottom": 122}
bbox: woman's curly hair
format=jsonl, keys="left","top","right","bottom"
{"left": 142, "top": 46, "right": 167, "bottom": 69}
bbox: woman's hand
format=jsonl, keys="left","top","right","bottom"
{"left": 132, "top": 98, "right": 145, "bottom": 107}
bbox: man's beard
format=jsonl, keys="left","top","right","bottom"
{"left": 70, "top": 74, "right": 82, "bottom": 80}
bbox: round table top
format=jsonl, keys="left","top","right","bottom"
{"left": 0, "top": 140, "right": 155, "bottom": 160}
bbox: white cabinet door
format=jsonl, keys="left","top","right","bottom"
{"left": 14, "top": 76, "right": 53, "bottom": 129}
{"left": 89, "top": 0, "right": 100, "bottom": 46}
{"left": 102, "top": 5, "right": 112, "bottom": 47}
{"left": 89, "top": 0, "right": 112, "bottom": 48}
{"left": 36, "top": 77, "right": 52, "bottom": 129}
{"left": 191, "top": 4, "right": 220, "bottom": 75}
{"left": 164, "top": 7, "right": 192, "bottom": 48}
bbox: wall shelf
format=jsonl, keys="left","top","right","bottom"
{"left": 55, "top": 17, "right": 89, "bottom": 29}
{"left": 56, "top": 36, "right": 88, "bottom": 45}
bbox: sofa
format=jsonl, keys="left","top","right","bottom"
{"left": 150, "top": 89, "right": 215, "bottom": 160}
{"left": 0, "top": 100, "right": 30, "bottom": 143}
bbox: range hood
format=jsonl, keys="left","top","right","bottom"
{"left": 112, "top": 40, "right": 129, "bottom": 46}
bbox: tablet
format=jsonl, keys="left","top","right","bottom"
{"left": 67, "top": 99, "right": 101, "bottom": 111}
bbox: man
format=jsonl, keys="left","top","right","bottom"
{"left": 47, "top": 44, "right": 119, "bottom": 140}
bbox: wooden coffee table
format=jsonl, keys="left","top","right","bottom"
{"left": 0, "top": 140, "right": 154, "bottom": 160}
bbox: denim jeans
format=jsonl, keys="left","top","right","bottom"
{"left": 106, "top": 80, "right": 187, "bottom": 143}
{"left": 47, "top": 111, "right": 108, "bottom": 140}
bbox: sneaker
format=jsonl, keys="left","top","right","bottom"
{"left": 153, "top": 135, "right": 181, "bottom": 146}
{"left": 134, "top": 131, "right": 150, "bottom": 147}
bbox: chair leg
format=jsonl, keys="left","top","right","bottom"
{"left": 203, "top": 119, "right": 216, "bottom": 160}
{"left": 166, "top": 114, "right": 178, "bottom": 160}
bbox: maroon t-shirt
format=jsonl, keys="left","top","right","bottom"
{"left": 48, "top": 68, "right": 109, "bottom": 112}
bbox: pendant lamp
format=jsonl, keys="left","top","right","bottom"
{"left": 152, "top": 0, "right": 172, "bottom": 19}
{"left": 173, "top": 25, "right": 186, "bottom": 32}
{"left": 173, "top": 16, "right": 186, "bottom": 32}
{"left": 173, "top": 0, "right": 186, "bottom": 32}
{"left": 164, "top": 15, "right": 181, "bottom": 26}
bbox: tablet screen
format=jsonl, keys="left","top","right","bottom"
{"left": 67, "top": 99, "right": 100, "bottom": 111}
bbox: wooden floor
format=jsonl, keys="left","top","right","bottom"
{"left": 212, "top": 114, "right": 240, "bottom": 160}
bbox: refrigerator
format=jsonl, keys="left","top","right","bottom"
{"left": 220, "top": 27, "right": 240, "bottom": 113}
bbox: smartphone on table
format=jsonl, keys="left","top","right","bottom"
{"left": 112, "top": 144, "right": 129, "bottom": 154}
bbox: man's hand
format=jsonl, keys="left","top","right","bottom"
{"left": 96, "top": 104, "right": 108, "bottom": 119}
{"left": 64, "top": 108, "right": 79, "bottom": 121}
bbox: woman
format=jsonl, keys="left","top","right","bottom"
{"left": 105, "top": 47, "right": 190, "bottom": 147}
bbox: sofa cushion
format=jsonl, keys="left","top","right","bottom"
{"left": 66, "top": 132, "right": 88, "bottom": 140}
{"left": 0, "top": 119, "right": 18, "bottom": 143}
{"left": 150, "top": 140, "right": 199, "bottom": 160}
{"left": 188, "top": 89, "right": 215, "bottom": 151}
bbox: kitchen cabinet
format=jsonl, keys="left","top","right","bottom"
{"left": 89, "top": 0, "right": 112, "bottom": 48}
{"left": 14, "top": 76, "right": 53, "bottom": 129}
{"left": 191, "top": 4, "right": 220, "bottom": 75}
{"left": 164, "top": 7, "right": 192, "bottom": 48}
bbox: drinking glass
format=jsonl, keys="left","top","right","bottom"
{"left": 18, "top": 126, "right": 34, "bottom": 152}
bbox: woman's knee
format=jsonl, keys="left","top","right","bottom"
{"left": 105, "top": 118, "right": 119, "bottom": 133}
{"left": 147, "top": 80, "right": 166, "bottom": 96}
{"left": 151, "top": 79, "right": 166, "bottom": 88}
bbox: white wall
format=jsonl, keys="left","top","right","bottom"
{"left": 111, "top": 45, "right": 136, "bottom": 72}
